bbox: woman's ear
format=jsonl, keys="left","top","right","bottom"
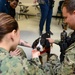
{"left": 10, "top": 30, "right": 17, "bottom": 41}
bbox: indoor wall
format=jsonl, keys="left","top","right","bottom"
{"left": 19, "top": 0, "right": 61, "bottom": 16}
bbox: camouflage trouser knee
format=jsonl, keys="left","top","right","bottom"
{"left": 46, "top": 53, "right": 75, "bottom": 75}
{"left": 43, "top": 62, "right": 55, "bottom": 75}
{"left": 43, "top": 54, "right": 62, "bottom": 75}
{"left": 17, "top": 47, "right": 27, "bottom": 58}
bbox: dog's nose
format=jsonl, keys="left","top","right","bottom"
{"left": 37, "top": 47, "right": 40, "bottom": 51}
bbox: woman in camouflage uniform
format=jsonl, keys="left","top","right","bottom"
{"left": 0, "top": 13, "right": 54, "bottom": 75}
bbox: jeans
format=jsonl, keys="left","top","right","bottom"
{"left": 39, "top": 3, "right": 53, "bottom": 33}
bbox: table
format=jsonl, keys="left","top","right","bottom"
{"left": 16, "top": 3, "right": 39, "bottom": 20}
{"left": 18, "top": 3, "right": 38, "bottom": 7}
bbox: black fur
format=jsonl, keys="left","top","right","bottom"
{"left": 32, "top": 32, "right": 50, "bottom": 50}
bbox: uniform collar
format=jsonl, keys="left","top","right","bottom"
{"left": 0, "top": 47, "right": 9, "bottom": 55}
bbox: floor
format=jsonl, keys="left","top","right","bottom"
{"left": 17, "top": 15, "right": 73, "bottom": 59}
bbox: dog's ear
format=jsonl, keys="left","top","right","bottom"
{"left": 32, "top": 38, "right": 39, "bottom": 49}
{"left": 41, "top": 32, "right": 50, "bottom": 39}
{"left": 41, "top": 32, "right": 50, "bottom": 48}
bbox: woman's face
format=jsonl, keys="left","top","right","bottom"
{"left": 10, "top": 0, "right": 18, "bottom": 9}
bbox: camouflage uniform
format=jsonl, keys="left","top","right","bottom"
{"left": 0, "top": 47, "right": 49, "bottom": 75}
{"left": 61, "top": 42, "right": 75, "bottom": 75}
{"left": 15, "top": 47, "right": 27, "bottom": 58}
{"left": 17, "top": 42, "right": 75, "bottom": 75}
{"left": 47, "top": 31, "right": 75, "bottom": 75}
{"left": 56, "top": 31, "right": 75, "bottom": 75}
{"left": 45, "top": 42, "right": 75, "bottom": 75}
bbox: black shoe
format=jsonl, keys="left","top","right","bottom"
{"left": 49, "top": 31, "right": 53, "bottom": 35}
{"left": 39, "top": 31, "right": 42, "bottom": 35}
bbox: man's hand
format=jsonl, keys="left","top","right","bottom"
{"left": 19, "top": 39, "right": 32, "bottom": 48}
{"left": 46, "top": 38, "right": 54, "bottom": 44}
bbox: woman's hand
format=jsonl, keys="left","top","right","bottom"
{"left": 32, "top": 49, "right": 40, "bottom": 58}
{"left": 10, "top": 48, "right": 21, "bottom": 56}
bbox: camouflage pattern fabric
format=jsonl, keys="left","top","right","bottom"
{"left": 17, "top": 47, "right": 27, "bottom": 58}
{"left": 0, "top": 47, "right": 48, "bottom": 75}
{"left": 44, "top": 54, "right": 62, "bottom": 75}
{"left": 48, "top": 42, "right": 75, "bottom": 75}
{"left": 1, "top": 43, "right": 75, "bottom": 75}
{"left": 60, "top": 42, "right": 75, "bottom": 75}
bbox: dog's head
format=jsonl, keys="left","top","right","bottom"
{"left": 32, "top": 32, "right": 50, "bottom": 51}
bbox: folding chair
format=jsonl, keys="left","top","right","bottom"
{"left": 56, "top": 1, "right": 64, "bottom": 25}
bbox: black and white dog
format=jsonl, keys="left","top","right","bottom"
{"left": 32, "top": 32, "right": 51, "bottom": 52}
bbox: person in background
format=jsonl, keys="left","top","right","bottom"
{"left": 0, "top": 0, "right": 18, "bottom": 18}
{"left": 34, "top": 0, "right": 55, "bottom": 35}
{"left": 0, "top": 13, "right": 50, "bottom": 75}
{"left": 8, "top": 0, "right": 18, "bottom": 18}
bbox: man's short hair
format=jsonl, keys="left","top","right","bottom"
{"left": 62, "top": 0, "right": 75, "bottom": 14}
